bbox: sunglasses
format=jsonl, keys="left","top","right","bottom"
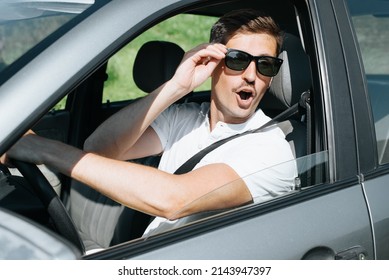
{"left": 224, "top": 48, "right": 283, "bottom": 77}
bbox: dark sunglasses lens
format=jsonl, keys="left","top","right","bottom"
{"left": 256, "top": 57, "right": 282, "bottom": 77}
{"left": 225, "top": 51, "right": 250, "bottom": 71}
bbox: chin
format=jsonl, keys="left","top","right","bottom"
{"left": 229, "top": 109, "right": 255, "bottom": 123}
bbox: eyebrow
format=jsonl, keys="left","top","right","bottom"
{"left": 226, "top": 48, "right": 277, "bottom": 58}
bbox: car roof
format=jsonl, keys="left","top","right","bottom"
{"left": 189, "top": 0, "right": 299, "bottom": 35}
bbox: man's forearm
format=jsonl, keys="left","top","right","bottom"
{"left": 7, "top": 134, "right": 251, "bottom": 219}
{"left": 69, "top": 153, "right": 251, "bottom": 219}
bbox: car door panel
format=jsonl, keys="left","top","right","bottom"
{"left": 115, "top": 184, "right": 373, "bottom": 260}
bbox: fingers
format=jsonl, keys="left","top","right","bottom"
{"left": 25, "top": 129, "right": 36, "bottom": 136}
{"left": 3, "top": 134, "right": 40, "bottom": 164}
{"left": 0, "top": 154, "right": 6, "bottom": 165}
{"left": 169, "top": 43, "right": 227, "bottom": 94}
{"left": 0, "top": 130, "right": 40, "bottom": 168}
{"left": 192, "top": 43, "right": 227, "bottom": 66}
{"left": 0, "top": 153, "right": 14, "bottom": 168}
{"left": 202, "top": 56, "right": 211, "bottom": 65}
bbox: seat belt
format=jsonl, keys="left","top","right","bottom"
{"left": 174, "top": 90, "right": 310, "bottom": 175}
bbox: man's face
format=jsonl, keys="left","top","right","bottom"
{"left": 211, "top": 32, "right": 278, "bottom": 125}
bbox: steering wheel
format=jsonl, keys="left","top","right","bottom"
{"left": 11, "top": 159, "right": 85, "bottom": 254}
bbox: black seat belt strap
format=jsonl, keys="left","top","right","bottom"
{"left": 174, "top": 91, "right": 309, "bottom": 175}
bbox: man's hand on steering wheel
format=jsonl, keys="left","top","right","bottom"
{"left": 1, "top": 129, "right": 85, "bottom": 253}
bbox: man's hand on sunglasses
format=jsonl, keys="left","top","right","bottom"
{"left": 170, "top": 43, "right": 227, "bottom": 96}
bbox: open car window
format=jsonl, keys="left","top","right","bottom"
{"left": 145, "top": 150, "right": 329, "bottom": 237}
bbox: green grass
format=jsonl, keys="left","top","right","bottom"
{"left": 102, "top": 14, "right": 218, "bottom": 103}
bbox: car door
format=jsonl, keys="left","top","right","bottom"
{"left": 0, "top": 0, "right": 377, "bottom": 260}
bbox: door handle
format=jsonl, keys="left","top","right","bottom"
{"left": 335, "top": 246, "right": 367, "bottom": 260}
{"left": 302, "top": 246, "right": 367, "bottom": 260}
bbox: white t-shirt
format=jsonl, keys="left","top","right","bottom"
{"left": 143, "top": 102, "right": 297, "bottom": 236}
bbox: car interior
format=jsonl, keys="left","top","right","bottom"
{"left": 67, "top": 29, "right": 313, "bottom": 252}
{"left": 1, "top": 0, "right": 328, "bottom": 255}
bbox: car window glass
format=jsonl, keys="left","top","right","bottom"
{"left": 0, "top": 1, "right": 96, "bottom": 77}
{"left": 348, "top": 0, "right": 389, "bottom": 165}
{"left": 102, "top": 14, "right": 218, "bottom": 104}
{"left": 146, "top": 151, "right": 329, "bottom": 237}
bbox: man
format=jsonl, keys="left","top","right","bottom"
{"left": 2, "top": 9, "right": 296, "bottom": 235}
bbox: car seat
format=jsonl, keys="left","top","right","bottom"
{"left": 260, "top": 32, "right": 312, "bottom": 158}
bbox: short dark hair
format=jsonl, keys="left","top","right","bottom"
{"left": 210, "top": 9, "right": 284, "bottom": 55}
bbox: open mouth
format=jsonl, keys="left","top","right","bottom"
{"left": 238, "top": 90, "right": 253, "bottom": 101}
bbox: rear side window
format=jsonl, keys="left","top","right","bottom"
{"left": 348, "top": 0, "right": 389, "bottom": 165}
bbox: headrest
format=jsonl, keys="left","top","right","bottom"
{"left": 260, "top": 33, "right": 311, "bottom": 112}
{"left": 133, "top": 41, "right": 185, "bottom": 93}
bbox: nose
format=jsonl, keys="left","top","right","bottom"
{"left": 241, "top": 60, "right": 256, "bottom": 83}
